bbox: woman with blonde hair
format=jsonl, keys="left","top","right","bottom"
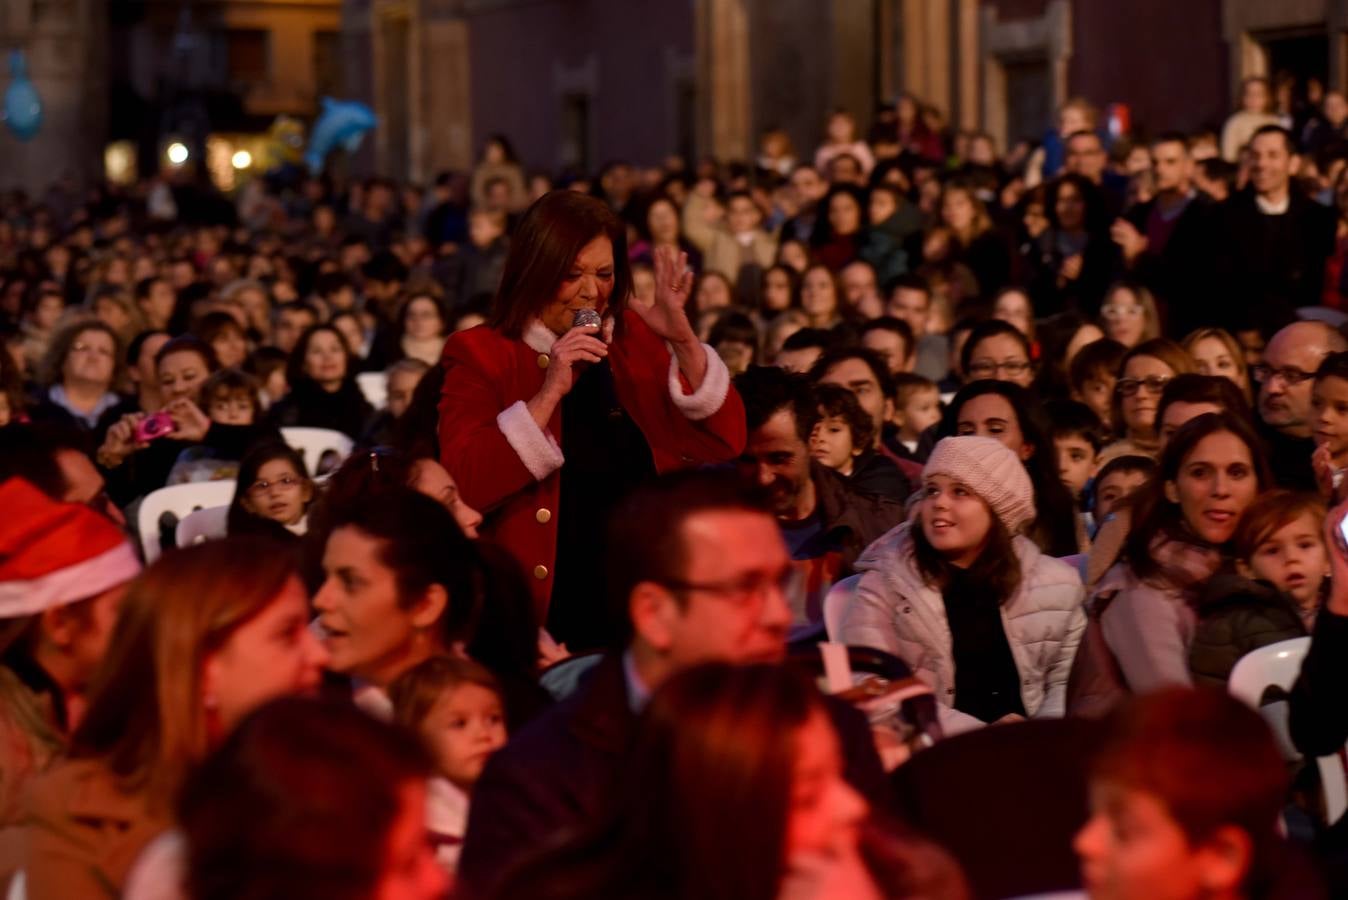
{"left": 1098, "top": 281, "right": 1161, "bottom": 349}
{"left": 939, "top": 179, "right": 1013, "bottom": 298}
{"left": 21, "top": 538, "right": 330, "bottom": 899}
{"left": 1182, "top": 326, "right": 1251, "bottom": 401}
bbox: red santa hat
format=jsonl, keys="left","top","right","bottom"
{"left": 0, "top": 478, "right": 141, "bottom": 619}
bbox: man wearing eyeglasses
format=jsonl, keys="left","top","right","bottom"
{"left": 457, "top": 469, "right": 886, "bottom": 898}
{"left": 1255, "top": 320, "right": 1347, "bottom": 491}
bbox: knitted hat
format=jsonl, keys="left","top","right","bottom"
{"left": 0, "top": 478, "right": 141, "bottom": 619}
{"left": 923, "top": 436, "right": 1035, "bottom": 535}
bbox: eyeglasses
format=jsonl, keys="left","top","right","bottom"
{"left": 70, "top": 341, "right": 113, "bottom": 358}
{"left": 1251, "top": 365, "right": 1314, "bottom": 386}
{"left": 1100, "top": 304, "right": 1144, "bottom": 319}
{"left": 660, "top": 567, "right": 804, "bottom": 608}
{"left": 247, "top": 475, "right": 302, "bottom": 497}
{"left": 1116, "top": 375, "right": 1170, "bottom": 396}
{"left": 968, "top": 360, "right": 1032, "bottom": 379}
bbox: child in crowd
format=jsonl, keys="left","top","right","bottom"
{"left": 244, "top": 346, "right": 289, "bottom": 407}
{"left": 809, "top": 383, "right": 871, "bottom": 477}
{"left": 167, "top": 369, "right": 268, "bottom": 484}
{"left": 889, "top": 372, "right": 941, "bottom": 462}
{"left": 1074, "top": 689, "right": 1291, "bottom": 900}
{"left": 1069, "top": 338, "right": 1126, "bottom": 431}
{"left": 390, "top": 656, "right": 509, "bottom": 877}
{"left": 1046, "top": 399, "right": 1105, "bottom": 508}
{"left": 226, "top": 441, "right": 314, "bottom": 539}
{"left": 1234, "top": 490, "right": 1329, "bottom": 632}
{"left": 1090, "top": 454, "right": 1155, "bottom": 530}
{"left": 1311, "top": 350, "right": 1348, "bottom": 484}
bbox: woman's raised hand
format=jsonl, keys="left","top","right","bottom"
{"left": 635, "top": 244, "right": 698, "bottom": 345}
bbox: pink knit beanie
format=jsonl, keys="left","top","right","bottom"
{"left": 922, "top": 435, "right": 1036, "bottom": 535}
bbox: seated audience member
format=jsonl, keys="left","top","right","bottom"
{"left": 707, "top": 309, "right": 760, "bottom": 376}
{"left": 226, "top": 442, "right": 315, "bottom": 540}
{"left": 1074, "top": 689, "right": 1306, "bottom": 900}
{"left": 30, "top": 320, "right": 125, "bottom": 433}
{"left": 1046, "top": 399, "right": 1106, "bottom": 510}
{"left": 1189, "top": 490, "right": 1326, "bottom": 687}
{"left": 887, "top": 274, "right": 949, "bottom": 382}
{"left": 1091, "top": 455, "right": 1156, "bottom": 530}
{"left": 266, "top": 324, "right": 374, "bottom": 439}
{"left": 809, "top": 346, "right": 914, "bottom": 496}
{"left": 841, "top": 436, "right": 1085, "bottom": 735}
{"left": 167, "top": 368, "right": 276, "bottom": 484}
{"left": 99, "top": 330, "right": 169, "bottom": 429}
{"left": 735, "top": 367, "right": 906, "bottom": 629}
{"left": 960, "top": 320, "right": 1035, "bottom": 390}
{"left": 1032, "top": 312, "right": 1105, "bottom": 401}
{"left": 363, "top": 358, "right": 431, "bottom": 446}
{"left": 0, "top": 423, "right": 122, "bottom": 522}
{"left": 1312, "top": 349, "right": 1348, "bottom": 487}
{"left": 0, "top": 480, "right": 139, "bottom": 875}
{"left": 1155, "top": 373, "right": 1253, "bottom": 448}
{"left": 888, "top": 372, "right": 942, "bottom": 464}
{"left": 1097, "top": 281, "right": 1161, "bottom": 350}
{"left": 97, "top": 336, "right": 220, "bottom": 505}
{"left": 21, "top": 539, "right": 329, "bottom": 899}
{"left": 946, "top": 380, "right": 1083, "bottom": 556}
{"left": 1184, "top": 326, "right": 1253, "bottom": 402}
{"left": 809, "top": 383, "right": 906, "bottom": 500}
{"left": 496, "top": 664, "right": 966, "bottom": 900}
{"left": 774, "top": 326, "right": 836, "bottom": 375}
{"left": 1103, "top": 338, "right": 1196, "bottom": 460}
{"left": 860, "top": 316, "right": 916, "bottom": 376}
{"left": 177, "top": 698, "right": 446, "bottom": 900}
{"left": 1256, "top": 321, "right": 1346, "bottom": 492}
{"left": 270, "top": 301, "right": 319, "bottom": 355}
{"left": 1069, "top": 338, "right": 1127, "bottom": 430}
{"left": 244, "top": 346, "right": 289, "bottom": 407}
{"left": 458, "top": 470, "right": 886, "bottom": 898}
{"left": 1289, "top": 500, "right": 1348, "bottom": 762}
{"left": 390, "top": 656, "right": 508, "bottom": 877}
{"left": 1071, "top": 413, "right": 1272, "bottom": 714}
{"left": 193, "top": 311, "right": 249, "bottom": 370}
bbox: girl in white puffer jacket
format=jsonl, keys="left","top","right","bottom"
{"left": 839, "top": 435, "right": 1086, "bottom": 735}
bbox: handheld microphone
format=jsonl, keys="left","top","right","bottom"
{"left": 572, "top": 308, "right": 602, "bottom": 330}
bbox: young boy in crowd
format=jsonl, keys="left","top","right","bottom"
{"left": 390, "top": 656, "right": 509, "bottom": 878}
{"left": 1092, "top": 454, "right": 1155, "bottom": 529}
{"left": 167, "top": 369, "right": 269, "bottom": 484}
{"left": 1046, "top": 400, "right": 1106, "bottom": 505}
{"left": 1234, "top": 490, "right": 1330, "bottom": 632}
{"left": 1311, "top": 350, "right": 1348, "bottom": 484}
{"left": 810, "top": 383, "right": 907, "bottom": 500}
{"left": 889, "top": 372, "right": 941, "bottom": 462}
{"left": 1074, "top": 689, "right": 1292, "bottom": 900}
{"left": 1070, "top": 338, "right": 1126, "bottom": 431}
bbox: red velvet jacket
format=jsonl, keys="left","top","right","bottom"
{"left": 438, "top": 310, "right": 746, "bottom": 615}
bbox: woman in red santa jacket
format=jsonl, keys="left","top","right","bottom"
{"left": 439, "top": 191, "right": 746, "bottom": 651}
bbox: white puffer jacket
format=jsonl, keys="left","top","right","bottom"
{"left": 839, "top": 522, "right": 1086, "bottom": 735}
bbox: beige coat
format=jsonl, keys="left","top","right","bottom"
{"left": 840, "top": 523, "right": 1086, "bottom": 735}
{"left": 21, "top": 758, "right": 171, "bottom": 900}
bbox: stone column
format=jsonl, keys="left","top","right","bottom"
{"left": 696, "top": 0, "right": 751, "bottom": 160}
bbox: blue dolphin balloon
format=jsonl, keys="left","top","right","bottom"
{"left": 3, "top": 51, "right": 42, "bottom": 141}
{"left": 304, "top": 97, "right": 377, "bottom": 173}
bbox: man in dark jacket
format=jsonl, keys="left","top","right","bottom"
{"left": 457, "top": 470, "right": 887, "bottom": 899}
{"left": 1214, "top": 126, "right": 1336, "bottom": 335}
{"left": 735, "top": 366, "right": 908, "bottom": 634}
{"left": 1112, "top": 133, "right": 1218, "bottom": 338}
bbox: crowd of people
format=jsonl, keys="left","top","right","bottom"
{"left": 0, "top": 77, "right": 1346, "bottom": 899}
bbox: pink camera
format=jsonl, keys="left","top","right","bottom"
{"left": 133, "top": 411, "right": 175, "bottom": 443}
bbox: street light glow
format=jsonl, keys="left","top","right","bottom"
{"left": 231, "top": 150, "right": 253, "bottom": 169}
{"left": 166, "top": 142, "right": 189, "bottom": 165}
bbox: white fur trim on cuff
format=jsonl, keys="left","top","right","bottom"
{"left": 496, "top": 400, "right": 565, "bottom": 481}
{"left": 668, "top": 342, "right": 731, "bottom": 421}
{"left": 0, "top": 541, "right": 140, "bottom": 619}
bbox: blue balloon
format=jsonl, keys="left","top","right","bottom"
{"left": 304, "top": 97, "right": 377, "bottom": 173}
{"left": 3, "top": 51, "right": 42, "bottom": 141}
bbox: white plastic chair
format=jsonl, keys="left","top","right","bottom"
{"left": 175, "top": 505, "right": 230, "bottom": 549}
{"left": 357, "top": 371, "right": 388, "bottom": 410}
{"left": 137, "top": 481, "right": 238, "bottom": 563}
{"left": 1229, "top": 637, "right": 1347, "bottom": 825}
{"left": 5, "top": 870, "right": 24, "bottom": 900}
{"left": 823, "top": 573, "right": 862, "bottom": 641}
{"left": 280, "top": 427, "right": 355, "bottom": 476}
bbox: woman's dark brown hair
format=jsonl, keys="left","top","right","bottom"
{"left": 180, "top": 697, "right": 431, "bottom": 900}
{"left": 1122, "top": 411, "right": 1272, "bottom": 583}
{"left": 493, "top": 663, "right": 827, "bottom": 900}
{"left": 487, "top": 190, "right": 632, "bottom": 338}
{"left": 912, "top": 506, "right": 1022, "bottom": 603}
